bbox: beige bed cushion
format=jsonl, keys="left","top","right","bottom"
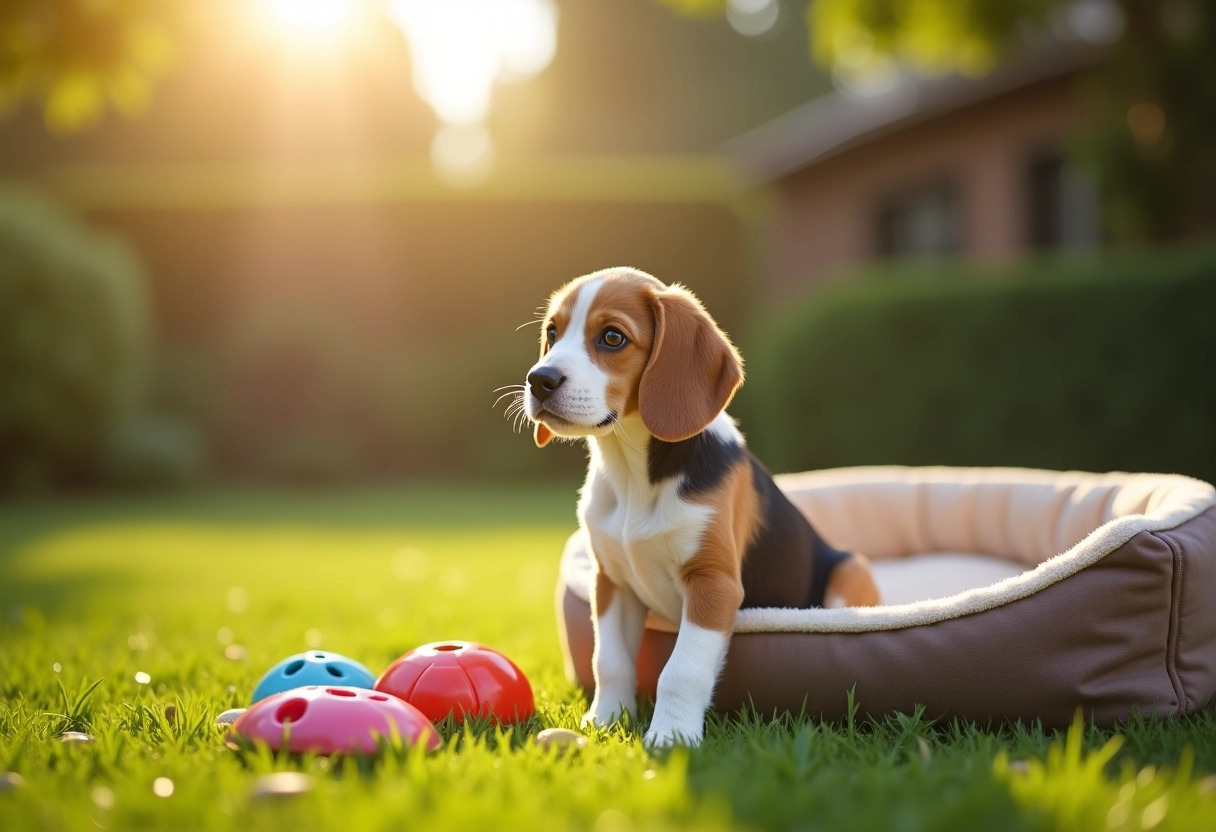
{"left": 868, "top": 553, "right": 1024, "bottom": 606}
{"left": 777, "top": 466, "right": 1209, "bottom": 566}
{"left": 560, "top": 467, "right": 1216, "bottom": 633}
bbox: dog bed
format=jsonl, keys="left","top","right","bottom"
{"left": 556, "top": 466, "right": 1216, "bottom": 728}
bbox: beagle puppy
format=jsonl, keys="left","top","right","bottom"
{"left": 523, "top": 267, "right": 879, "bottom": 747}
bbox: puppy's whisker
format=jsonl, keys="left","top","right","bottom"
{"left": 516, "top": 318, "right": 546, "bottom": 331}
{"left": 611, "top": 417, "right": 645, "bottom": 454}
{"left": 493, "top": 384, "right": 526, "bottom": 393}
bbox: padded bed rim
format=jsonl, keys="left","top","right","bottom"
{"left": 559, "top": 466, "right": 1216, "bottom": 634}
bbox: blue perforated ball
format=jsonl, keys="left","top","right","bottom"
{"left": 250, "top": 651, "right": 377, "bottom": 704}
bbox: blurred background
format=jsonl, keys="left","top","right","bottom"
{"left": 2, "top": 0, "right": 1214, "bottom": 495}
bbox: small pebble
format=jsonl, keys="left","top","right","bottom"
{"left": 59, "top": 731, "right": 95, "bottom": 744}
{"left": 163, "top": 705, "right": 177, "bottom": 723}
{"left": 0, "top": 772, "right": 26, "bottom": 791}
{"left": 215, "top": 708, "right": 246, "bottom": 726}
{"left": 91, "top": 785, "right": 115, "bottom": 809}
{"left": 534, "top": 728, "right": 588, "bottom": 755}
{"left": 251, "top": 772, "right": 313, "bottom": 799}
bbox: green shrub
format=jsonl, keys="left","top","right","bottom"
{"left": 740, "top": 248, "right": 1216, "bottom": 484}
{"left": 0, "top": 187, "right": 153, "bottom": 492}
{"left": 102, "top": 413, "right": 207, "bottom": 490}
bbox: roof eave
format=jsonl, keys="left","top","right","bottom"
{"left": 724, "top": 43, "right": 1107, "bottom": 184}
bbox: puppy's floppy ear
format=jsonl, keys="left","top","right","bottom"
{"left": 639, "top": 286, "right": 743, "bottom": 442}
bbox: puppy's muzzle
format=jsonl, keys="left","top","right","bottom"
{"left": 527, "top": 367, "right": 566, "bottom": 403}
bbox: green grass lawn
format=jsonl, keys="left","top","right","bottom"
{"left": 2, "top": 483, "right": 1215, "bottom": 831}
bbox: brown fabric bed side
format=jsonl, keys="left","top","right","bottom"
{"left": 557, "top": 506, "right": 1216, "bottom": 728}
{"left": 1166, "top": 506, "right": 1216, "bottom": 714}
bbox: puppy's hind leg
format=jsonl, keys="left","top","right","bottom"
{"left": 824, "top": 553, "right": 881, "bottom": 608}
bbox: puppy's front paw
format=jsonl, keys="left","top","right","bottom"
{"left": 643, "top": 714, "right": 704, "bottom": 748}
{"left": 582, "top": 692, "right": 636, "bottom": 730}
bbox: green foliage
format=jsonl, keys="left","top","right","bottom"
{"left": 654, "top": 0, "right": 728, "bottom": 17}
{"left": 102, "top": 413, "right": 207, "bottom": 490}
{"left": 44, "top": 677, "right": 105, "bottom": 735}
{"left": 808, "top": 0, "right": 1056, "bottom": 76}
{"left": 0, "top": 0, "right": 178, "bottom": 132}
{"left": 0, "top": 187, "right": 154, "bottom": 492}
{"left": 1073, "top": 2, "right": 1216, "bottom": 239}
{"left": 2, "top": 485, "right": 1216, "bottom": 830}
{"left": 997, "top": 717, "right": 1216, "bottom": 831}
{"left": 741, "top": 248, "right": 1216, "bottom": 482}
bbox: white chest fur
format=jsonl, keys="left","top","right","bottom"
{"left": 577, "top": 419, "right": 716, "bottom": 623}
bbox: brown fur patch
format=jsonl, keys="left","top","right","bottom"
{"left": 584, "top": 273, "right": 661, "bottom": 418}
{"left": 824, "top": 555, "right": 881, "bottom": 607}
{"left": 638, "top": 287, "right": 744, "bottom": 442}
{"left": 678, "top": 460, "right": 756, "bottom": 632}
{"left": 593, "top": 569, "right": 616, "bottom": 616}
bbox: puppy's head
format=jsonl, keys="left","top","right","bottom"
{"left": 525, "top": 267, "right": 743, "bottom": 447}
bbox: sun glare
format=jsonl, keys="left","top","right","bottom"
{"left": 266, "top": 0, "right": 356, "bottom": 34}
{"left": 257, "top": 0, "right": 559, "bottom": 185}
{"left": 387, "top": 0, "right": 559, "bottom": 184}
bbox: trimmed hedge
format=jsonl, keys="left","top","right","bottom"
{"left": 0, "top": 187, "right": 202, "bottom": 492}
{"left": 741, "top": 249, "right": 1216, "bottom": 485}
{"left": 0, "top": 188, "right": 152, "bottom": 490}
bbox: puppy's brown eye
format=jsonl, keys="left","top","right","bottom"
{"left": 599, "top": 328, "right": 627, "bottom": 349}
{"left": 546, "top": 325, "right": 557, "bottom": 346}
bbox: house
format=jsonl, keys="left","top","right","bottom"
{"left": 727, "top": 45, "right": 1106, "bottom": 295}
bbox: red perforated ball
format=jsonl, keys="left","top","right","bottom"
{"left": 374, "top": 641, "right": 534, "bottom": 724}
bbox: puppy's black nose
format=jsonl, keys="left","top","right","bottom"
{"left": 527, "top": 367, "right": 565, "bottom": 402}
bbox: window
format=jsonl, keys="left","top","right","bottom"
{"left": 1026, "top": 151, "right": 1101, "bottom": 250}
{"left": 874, "top": 179, "right": 962, "bottom": 258}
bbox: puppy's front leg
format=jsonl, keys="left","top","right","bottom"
{"left": 645, "top": 567, "right": 742, "bottom": 748}
{"left": 584, "top": 570, "right": 647, "bottom": 729}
